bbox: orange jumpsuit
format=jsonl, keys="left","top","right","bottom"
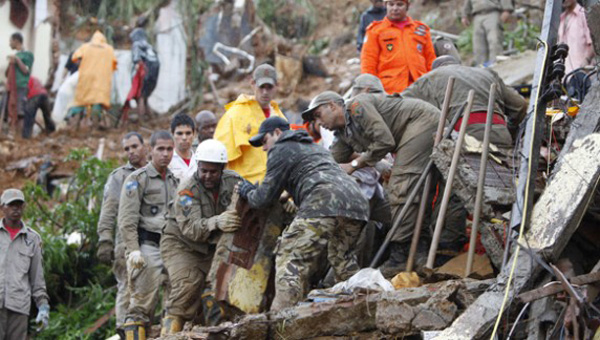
{"left": 361, "top": 16, "right": 436, "bottom": 94}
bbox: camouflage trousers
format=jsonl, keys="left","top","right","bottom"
{"left": 270, "top": 217, "right": 364, "bottom": 311}
{"left": 113, "top": 243, "right": 129, "bottom": 329}
{"left": 160, "top": 234, "right": 213, "bottom": 321}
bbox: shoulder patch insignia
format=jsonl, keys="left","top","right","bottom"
{"left": 387, "top": 43, "right": 394, "bottom": 51}
{"left": 179, "top": 189, "right": 194, "bottom": 197}
{"left": 350, "top": 102, "right": 363, "bottom": 116}
{"left": 417, "top": 43, "right": 423, "bottom": 53}
{"left": 125, "top": 181, "right": 139, "bottom": 197}
{"left": 179, "top": 194, "right": 193, "bottom": 217}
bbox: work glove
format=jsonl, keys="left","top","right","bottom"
{"left": 126, "top": 250, "right": 146, "bottom": 270}
{"left": 238, "top": 180, "right": 256, "bottom": 200}
{"left": 96, "top": 241, "right": 114, "bottom": 265}
{"left": 36, "top": 304, "right": 50, "bottom": 331}
{"left": 215, "top": 210, "right": 242, "bottom": 233}
{"left": 282, "top": 200, "right": 298, "bottom": 214}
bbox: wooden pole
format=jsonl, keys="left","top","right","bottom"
{"left": 425, "top": 90, "right": 475, "bottom": 270}
{"left": 406, "top": 77, "right": 455, "bottom": 272}
{"left": 465, "top": 84, "right": 496, "bottom": 276}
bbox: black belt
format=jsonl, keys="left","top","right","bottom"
{"left": 473, "top": 8, "right": 501, "bottom": 16}
{"left": 138, "top": 228, "right": 161, "bottom": 245}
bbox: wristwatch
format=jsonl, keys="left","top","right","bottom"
{"left": 351, "top": 159, "right": 359, "bottom": 169}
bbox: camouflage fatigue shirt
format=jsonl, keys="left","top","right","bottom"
{"left": 330, "top": 93, "right": 440, "bottom": 171}
{"left": 402, "top": 64, "right": 526, "bottom": 131}
{"left": 463, "top": 0, "right": 513, "bottom": 17}
{"left": 247, "top": 130, "right": 369, "bottom": 222}
{"left": 97, "top": 162, "right": 137, "bottom": 247}
{"left": 163, "top": 170, "right": 241, "bottom": 254}
{"left": 118, "top": 162, "right": 178, "bottom": 253}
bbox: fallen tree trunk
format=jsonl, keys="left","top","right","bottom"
{"left": 435, "top": 133, "right": 600, "bottom": 339}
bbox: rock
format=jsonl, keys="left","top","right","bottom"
{"left": 271, "top": 295, "right": 378, "bottom": 339}
{"left": 303, "top": 56, "right": 329, "bottom": 77}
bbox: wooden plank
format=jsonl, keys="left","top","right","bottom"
{"left": 84, "top": 307, "right": 115, "bottom": 335}
{"left": 518, "top": 271, "right": 600, "bottom": 303}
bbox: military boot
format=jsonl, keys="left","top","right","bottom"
{"left": 123, "top": 320, "right": 146, "bottom": 340}
{"left": 201, "top": 290, "right": 225, "bottom": 326}
{"left": 379, "top": 241, "right": 409, "bottom": 278}
{"left": 160, "top": 315, "right": 183, "bottom": 336}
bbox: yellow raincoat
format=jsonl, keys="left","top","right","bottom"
{"left": 72, "top": 31, "right": 117, "bottom": 108}
{"left": 215, "top": 94, "right": 286, "bottom": 183}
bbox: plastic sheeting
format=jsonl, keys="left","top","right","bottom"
{"left": 148, "top": 0, "right": 187, "bottom": 114}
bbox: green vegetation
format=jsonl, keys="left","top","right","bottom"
{"left": 23, "top": 149, "right": 118, "bottom": 339}
{"left": 456, "top": 19, "right": 541, "bottom": 63}
{"left": 256, "top": 0, "right": 316, "bottom": 38}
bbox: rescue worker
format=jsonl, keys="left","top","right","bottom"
{"left": 239, "top": 117, "right": 370, "bottom": 311}
{"left": 361, "top": 0, "right": 436, "bottom": 94}
{"left": 302, "top": 91, "right": 439, "bottom": 277}
{"left": 169, "top": 114, "right": 198, "bottom": 181}
{"left": 351, "top": 73, "right": 387, "bottom": 97}
{"left": 96, "top": 132, "right": 147, "bottom": 337}
{"left": 4, "top": 32, "right": 33, "bottom": 135}
{"left": 1, "top": 189, "right": 50, "bottom": 339}
{"left": 123, "top": 27, "right": 160, "bottom": 118}
{"left": 160, "top": 139, "right": 242, "bottom": 334}
{"left": 69, "top": 31, "right": 117, "bottom": 121}
{"left": 357, "top": 0, "right": 387, "bottom": 53}
{"left": 214, "top": 64, "right": 287, "bottom": 183}
{"left": 462, "top": 0, "right": 512, "bottom": 66}
{"left": 23, "top": 76, "right": 56, "bottom": 138}
{"left": 119, "top": 130, "right": 178, "bottom": 339}
{"left": 193, "top": 110, "right": 218, "bottom": 149}
{"left": 403, "top": 55, "right": 527, "bottom": 147}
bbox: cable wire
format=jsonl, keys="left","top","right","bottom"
{"left": 490, "top": 39, "right": 550, "bottom": 339}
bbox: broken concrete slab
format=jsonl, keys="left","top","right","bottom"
{"left": 432, "top": 139, "right": 515, "bottom": 217}
{"left": 164, "top": 279, "right": 493, "bottom": 340}
{"left": 434, "top": 133, "right": 600, "bottom": 339}
{"left": 271, "top": 295, "right": 378, "bottom": 339}
{"left": 377, "top": 280, "right": 460, "bottom": 335}
{"left": 555, "top": 78, "right": 600, "bottom": 173}
{"left": 491, "top": 50, "right": 537, "bottom": 86}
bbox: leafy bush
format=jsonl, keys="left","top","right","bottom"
{"left": 23, "top": 149, "right": 118, "bottom": 339}
{"left": 256, "top": 0, "right": 316, "bottom": 39}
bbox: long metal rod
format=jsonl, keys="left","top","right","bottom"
{"left": 426, "top": 90, "right": 475, "bottom": 269}
{"left": 370, "top": 106, "right": 464, "bottom": 268}
{"left": 406, "top": 77, "right": 455, "bottom": 272}
{"left": 465, "top": 84, "right": 496, "bottom": 276}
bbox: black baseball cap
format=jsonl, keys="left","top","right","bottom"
{"left": 249, "top": 117, "right": 290, "bottom": 147}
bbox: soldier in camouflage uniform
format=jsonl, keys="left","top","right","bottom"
{"left": 160, "top": 139, "right": 243, "bottom": 335}
{"left": 238, "top": 117, "right": 370, "bottom": 311}
{"left": 403, "top": 55, "right": 526, "bottom": 147}
{"left": 118, "top": 130, "right": 178, "bottom": 340}
{"left": 96, "top": 132, "right": 147, "bottom": 336}
{"left": 303, "top": 91, "right": 439, "bottom": 276}
{"left": 461, "top": 0, "right": 513, "bottom": 65}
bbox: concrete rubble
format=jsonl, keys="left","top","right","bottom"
{"left": 157, "top": 279, "right": 493, "bottom": 340}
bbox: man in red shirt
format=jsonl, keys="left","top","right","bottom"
{"left": 22, "top": 77, "right": 56, "bottom": 139}
{"left": 360, "top": 0, "right": 436, "bottom": 94}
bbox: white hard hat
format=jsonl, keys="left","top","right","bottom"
{"left": 195, "top": 139, "right": 228, "bottom": 164}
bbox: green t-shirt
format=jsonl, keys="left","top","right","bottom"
{"left": 15, "top": 50, "right": 34, "bottom": 89}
